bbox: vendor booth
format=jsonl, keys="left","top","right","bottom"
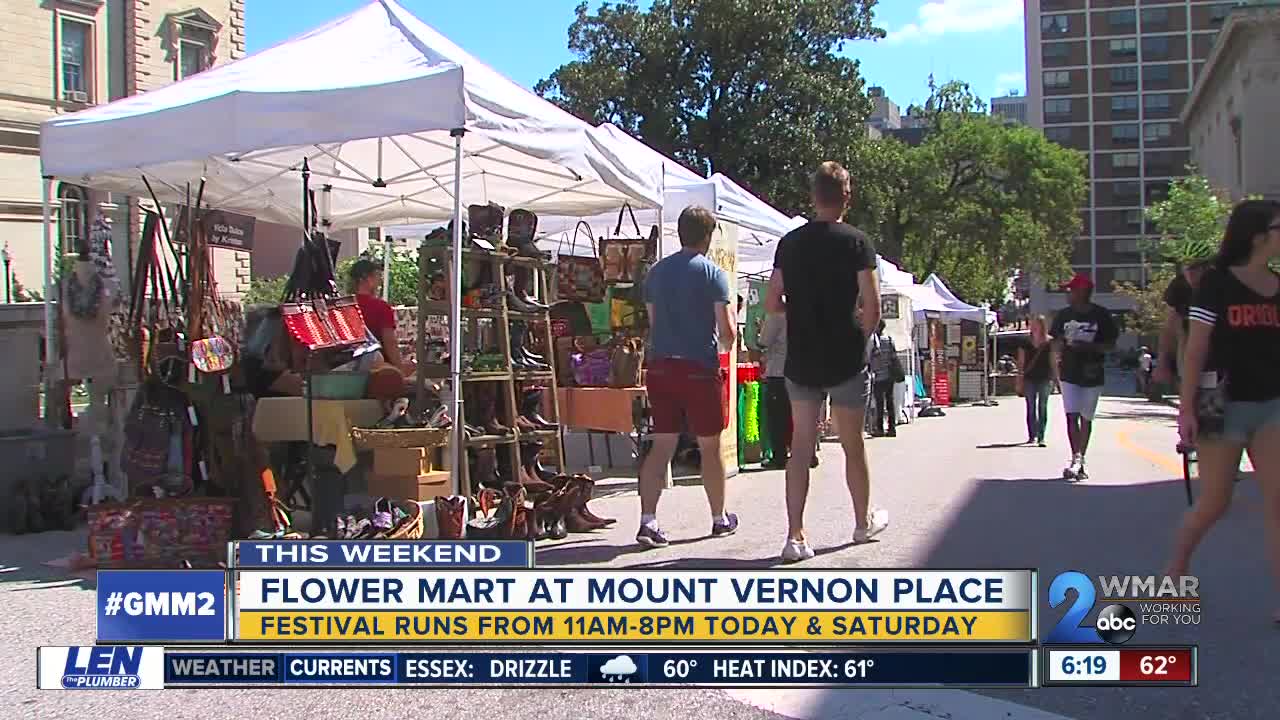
{"left": 36, "top": 0, "right": 663, "bottom": 559}
{"left": 908, "top": 274, "right": 997, "bottom": 406}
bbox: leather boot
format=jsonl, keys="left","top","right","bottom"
{"left": 521, "top": 441, "right": 558, "bottom": 483}
{"left": 506, "top": 447, "right": 554, "bottom": 493}
{"left": 474, "top": 448, "right": 502, "bottom": 490}
{"left": 477, "top": 383, "right": 511, "bottom": 434}
{"left": 570, "top": 475, "right": 616, "bottom": 526}
{"left": 502, "top": 482, "right": 531, "bottom": 539}
{"left": 434, "top": 496, "right": 467, "bottom": 540}
{"left": 521, "top": 389, "right": 558, "bottom": 429}
{"left": 468, "top": 202, "right": 506, "bottom": 245}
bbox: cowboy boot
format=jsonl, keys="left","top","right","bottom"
{"left": 434, "top": 496, "right": 467, "bottom": 540}
{"left": 477, "top": 383, "right": 511, "bottom": 435}
{"left": 570, "top": 475, "right": 616, "bottom": 526}
{"left": 501, "top": 482, "right": 530, "bottom": 539}
{"left": 474, "top": 448, "right": 502, "bottom": 490}
{"left": 522, "top": 389, "right": 558, "bottom": 429}
{"left": 521, "top": 440, "right": 557, "bottom": 483}
{"left": 503, "top": 446, "right": 553, "bottom": 493}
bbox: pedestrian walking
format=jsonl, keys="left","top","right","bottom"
{"left": 868, "top": 321, "right": 898, "bottom": 437}
{"left": 758, "top": 312, "right": 818, "bottom": 470}
{"left": 1137, "top": 346, "right": 1154, "bottom": 396}
{"left": 635, "top": 206, "right": 738, "bottom": 548}
{"left": 1050, "top": 274, "right": 1119, "bottom": 481}
{"left": 1154, "top": 258, "right": 1213, "bottom": 387}
{"left": 766, "top": 161, "right": 888, "bottom": 562}
{"left": 1167, "top": 200, "right": 1280, "bottom": 623}
{"left": 1016, "top": 315, "right": 1055, "bottom": 446}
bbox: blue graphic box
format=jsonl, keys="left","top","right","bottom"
{"left": 97, "top": 570, "right": 226, "bottom": 643}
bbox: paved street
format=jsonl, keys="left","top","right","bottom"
{"left": 4, "top": 382, "right": 1274, "bottom": 719}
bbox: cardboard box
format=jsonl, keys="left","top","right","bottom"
{"left": 368, "top": 470, "right": 451, "bottom": 503}
{"left": 373, "top": 447, "right": 433, "bottom": 477}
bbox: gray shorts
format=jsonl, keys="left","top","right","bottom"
{"left": 1215, "top": 397, "right": 1280, "bottom": 445}
{"left": 786, "top": 370, "right": 870, "bottom": 411}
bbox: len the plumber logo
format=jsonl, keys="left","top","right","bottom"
{"left": 1047, "top": 571, "right": 1200, "bottom": 644}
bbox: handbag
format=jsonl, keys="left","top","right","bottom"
{"left": 889, "top": 354, "right": 907, "bottom": 384}
{"left": 609, "top": 337, "right": 644, "bottom": 388}
{"left": 280, "top": 297, "right": 369, "bottom": 351}
{"left": 1193, "top": 372, "right": 1227, "bottom": 438}
{"left": 556, "top": 221, "right": 606, "bottom": 303}
{"left": 570, "top": 338, "right": 613, "bottom": 387}
{"left": 122, "top": 383, "right": 185, "bottom": 491}
{"left": 599, "top": 204, "right": 658, "bottom": 284}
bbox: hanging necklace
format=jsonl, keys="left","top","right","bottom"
{"left": 65, "top": 270, "right": 103, "bottom": 319}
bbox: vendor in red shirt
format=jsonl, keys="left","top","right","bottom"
{"left": 348, "top": 258, "right": 409, "bottom": 372}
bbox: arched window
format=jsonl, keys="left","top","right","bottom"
{"left": 57, "top": 183, "right": 89, "bottom": 258}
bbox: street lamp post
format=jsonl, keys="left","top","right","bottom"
{"left": 2, "top": 243, "right": 10, "bottom": 302}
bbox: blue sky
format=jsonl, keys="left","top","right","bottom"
{"left": 246, "top": 0, "right": 1027, "bottom": 111}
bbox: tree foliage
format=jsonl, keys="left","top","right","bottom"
{"left": 847, "top": 79, "right": 1088, "bottom": 305}
{"left": 1144, "top": 170, "right": 1232, "bottom": 265}
{"left": 1112, "top": 265, "right": 1175, "bottom": 340}
{"left": 244, "top": 246, "right": 420, "bottom": 308}
{"left": 536, "top": 0, "right": 883, "bottom": 213}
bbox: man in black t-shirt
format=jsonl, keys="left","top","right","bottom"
{"left": 766, "top": 161, "right": 887, "bottom": 563}
{"left": 1050, "top": 274, "right": 1119, "bottom": 480}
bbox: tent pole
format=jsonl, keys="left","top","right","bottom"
{"left": 449, "top": 129, "right": 466, "bottom": 498}
{"left": 40, "top": 176, "right": 56, "bottom": 428}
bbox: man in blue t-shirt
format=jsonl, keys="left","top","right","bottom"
{"left": 637, "top": 206, "right": 738, "bottom": 548}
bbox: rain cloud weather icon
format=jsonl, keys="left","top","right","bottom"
{"left": 599, "top": 655, "right": 638, "bottom": 682}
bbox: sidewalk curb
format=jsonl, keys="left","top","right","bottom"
{"left": 725, "top": 688, "right": 1077, "bottom": 720}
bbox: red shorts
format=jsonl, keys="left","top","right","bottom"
{"left": 647, "top": 358, "right": 726, "bottom": 437}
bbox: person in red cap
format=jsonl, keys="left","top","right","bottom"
{"left": 1049, "top": 273, "right": 1118, "bottom": 480}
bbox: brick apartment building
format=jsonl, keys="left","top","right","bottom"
{"left": 0, "top": 0, "right": 249, "bottom": 300}
{"left": 1023, "top": 0, "right": 1240, "bottom": 316}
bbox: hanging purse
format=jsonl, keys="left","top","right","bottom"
{"left": 556, "top": 221, "right": 606, "bottom": 303}
{"left": 609, "top": 337, "right": 644, "bottom": 388}
{"left": 570, "top": 338, "right": 612, "bottom": 387}
{"left": 598, "top": 204, "right": 658, "bottom": 284}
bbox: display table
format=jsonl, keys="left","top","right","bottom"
{"left": 252, "top": 398, "right": 384, "bottom": 473}
{"left": 557, "top": 387, "right": 647, "bottom": 434}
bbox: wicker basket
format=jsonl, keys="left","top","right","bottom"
{"left": 351, "top": 426, "right": 450, "bottom": 450}
{"left": 386, "top": 499, "right": 423, "bottom": 539}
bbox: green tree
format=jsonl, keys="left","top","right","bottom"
{"left": 848, "top": 79, "right": 1087, "bottom": 305}
{"left": 1144, "top": 170, "right": 1232, "bottom": 264}
{"left": 244, "top": 246, "right": 421, "bottom": 307}
{"left": 1112, "top": 265, "right": 1175, "bottom": 341}
{"left": 536, "top": 0, "right": 884, "bottom": 214}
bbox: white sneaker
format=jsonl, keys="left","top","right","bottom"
{"left": 854, "top": 508, "right": 889, "bottom": 544}
{"left": 1063, "top": 454, "right": 1083, "bottom": 481}
{"left": 781, "top": 539, "right": 815, "bottom": 562}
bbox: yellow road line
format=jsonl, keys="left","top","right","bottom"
{"left": 1116, "top": 429, "right": 1184, "bottom": 476}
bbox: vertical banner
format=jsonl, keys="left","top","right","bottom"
{"left": 744, "top": 279, "right": 769, "bottom": 352}
{"left": 708, "top": 222, "right": 739, "bottom": 477}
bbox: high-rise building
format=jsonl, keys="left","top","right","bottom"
{"left": 1024, "top": 0, "right": 1238, "bottom": 315}
{"left": 991, "top": 94, "right": 1029, "bottom": 124}
{"left": 867, "top": 86, "right": 902, "bottom": 131}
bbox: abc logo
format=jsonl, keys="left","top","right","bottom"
{"left": 1095, "top": 604, "right": 1137, "bottom": 644}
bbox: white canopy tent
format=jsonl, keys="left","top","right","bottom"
{"left": 37, "top": 0, "right": 664, "bottom": 480}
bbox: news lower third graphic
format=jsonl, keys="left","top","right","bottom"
{"left": 97, "top": 570, "right": 226, "bottom": 643}
{"left": 37, "top": 647, "right": 165, "bottom": 690}
{"left": 1046, "top": 571, "right": 1201, "bottom": 645}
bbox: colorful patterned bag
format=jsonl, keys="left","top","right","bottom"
{"left": 598, "top": 204, "right": 658, "bottom": 284}
{"left": 556, "top": 221, "right": 605, "bottom": 303}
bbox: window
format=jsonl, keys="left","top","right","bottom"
{"left": 1109, "top": 9, "right": 1137, "bottom": 30}
{"left": 1110, "top": 38, "right": 1137, "bottom": 57}
{"left": 1111, "top": 95, "right": 1139, "bottom": 114}
{"left": 1125, "top": 210, "right": 1144, "bottom": 228}
{"left": 1114, "top": 239, "right": 1141, "bottom": 255}
{"left": 178, "top": 39, "right": 207, "bottom": 79}
{"left": 1144, "top": 64, "right": 1172, "bottom": 84}
{"left": 59, "top": 18, "right": 92, "bottom": 103}
{"left": 1145, "top": 122, "right": 1173, "bottom": 142}
{"left": 1111, "top": 66, "right": 1139, "bottom": 86}
{"left": 1111, "top": 153, "right": 1140, "bottom": 169}
{"left": 1111, "top": 124, "right": 1140, "bottom": 143}
{"left": 1043, "top": 42, "right": 1071, "bottom": 61}
{"left": 1043, "top": 70, "right": 1072, "bottom": 89}
{"left": 1042, "top": 14, "right": 1070, "bottom": 34}
{"left": 1113, "top": 267, "right": 1144, "bottom": 284}
{"left": 1141, "top": 8, "right": 1169, "bottom": 29}
{"left": 1113, "top": 182, "right": 1141, "bottom": 200}
{"left": 1143, "top": 36, "right": 1171, "bottom": 59}
{"left": 1045, "top": 127, "right": 1072, "bottom": 144}
{"left": 1144, "top": 94, "right": 1172, "bottom": 112}
{"left": 1044, "top": 98, "right": 1072, "bottom": 117}
{"left": 1210, "top": 3, "right": 1233, "bottom": 24}
{"left": 57, "top": 184, "right": 89, "bottom": 258}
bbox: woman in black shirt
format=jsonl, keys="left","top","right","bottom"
{"left": 1017, "top": 315, "right": 1056, "bottom": 446}
{"left": 1168, "top": 200, "right": 1280, "bottom": 621}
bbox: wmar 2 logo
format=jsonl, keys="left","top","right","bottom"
{"left": 1047, "top": 571, "right": 1137, "bottom": 644}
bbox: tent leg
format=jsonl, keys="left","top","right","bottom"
{"left": 40, "top": 177, "right": 57, "bottom": 428}
{"left": 449, "top": 129, "right": 466, "bottom": 500}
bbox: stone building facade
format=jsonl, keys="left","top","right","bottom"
{"left": 0, "top": 0, "right": 248, "bottom": 301}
